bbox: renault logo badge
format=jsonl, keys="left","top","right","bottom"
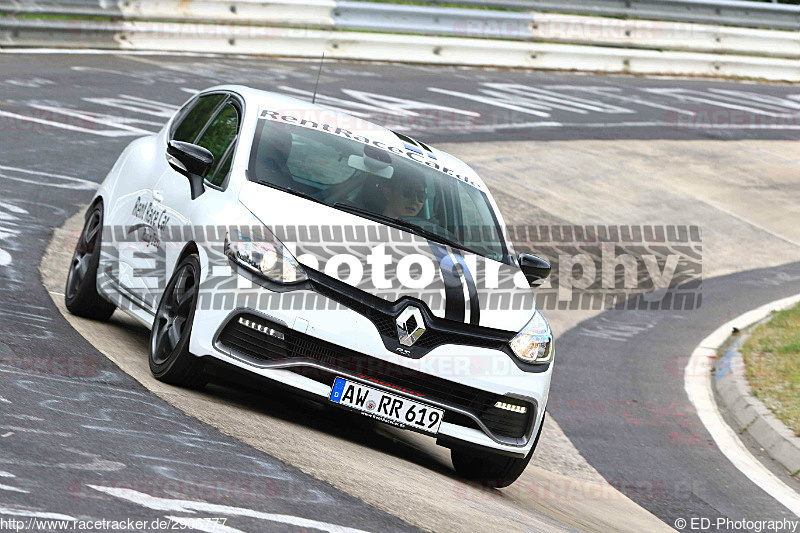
{"left": 396, "top": 306, "right": 426, "bottom": 347}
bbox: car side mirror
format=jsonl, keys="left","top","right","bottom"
{"left": 518, "top": 254, "right": 551, "bottom": 286}
{"left": 167, "top": 140, "right": 213, "bottom": 200}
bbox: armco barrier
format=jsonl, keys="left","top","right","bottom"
{"left": 2, "top": 18, "right": 798, "bottom": 82}
{"left": 329, "top": 3, "right": 800, "bottom": 58}
{"left": 0, "top": 1, "right": 798, "bottom": 80}
{"left": 120, "top": 0, "right": 335, "bottom": 28}
{"left": 428, "top": 0, "right": 800, "bottom": 31}
{"left": 3, "top": 0, "right": 798, "bottom": 31}
{"left": 1, "top": 0, "right": 798, "bottom": 59}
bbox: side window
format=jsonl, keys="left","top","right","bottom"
{"left": 208, "top": 147, "right": 234, "bottom": 187}
{"left": 196, "top": 102, "right": 239, "bottom": 186}
{"left": 172, "top": 94, "right": 226, "bottom": 142}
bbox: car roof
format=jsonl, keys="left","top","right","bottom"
{"left": 204, "top": 84, "right": 488, "bottom": 192}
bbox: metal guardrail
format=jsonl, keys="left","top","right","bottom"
{"left": 331, "top": 1, "right": 800, "bottom": 58}
{"left": 1, "top": 17, "right": 798, "bottom": 82}
{"left": 1, "top": 0, "right": 798, "bottom": 58}
{"left": 0, "top": 1, "right": 798, "bottom": 80}
{"left": 1, "top": 0, "right": 799, "bottom": 31}
{"left": 428, "top": 0, "right": 800, "bottom": 30}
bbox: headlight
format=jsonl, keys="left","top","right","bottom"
{"left": 509, "top": 311, "right": 553, "bottom": 364}
{"left": 224, "top": 228, "right": 307, "bottom": 284}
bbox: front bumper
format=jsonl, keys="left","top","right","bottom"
{"left": 189, "top": 271, "right": 552, "bottom": 457}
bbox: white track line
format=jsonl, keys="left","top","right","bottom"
{"left": 0, "top": 484, "right": 28, "bottom": 494}
{"left": 0, "top": 507, "right": 75, "bottom": 520}
{"left": 89, "top": 486, "right": 374, "bottom": 533}
{"left": 685, "top": 293, "right": 800, "bottom": 516}
{"left": 419, "top": 120, "right": 800, "bottom": 133}
{"left": 0, "top": 165, "right": 98, "bottom": 190}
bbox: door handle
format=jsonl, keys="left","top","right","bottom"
{"left": 153, "top": 191, "right": 164, "bottom": 203}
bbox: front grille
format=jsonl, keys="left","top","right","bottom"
{"left": 312, "top": 282, "right": 396, "bottom": 337}
{"left": 217, "top": 312, "right": 532, "bottom": 440}
{"left": 307, "top": 270, "right": 514, "bottom": 355}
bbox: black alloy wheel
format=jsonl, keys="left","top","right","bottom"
{"left": 65, "top": 204, "right": 116, "bottom": 320}
{"left": 149, "top": 254, "right": 205, "bottom": 387}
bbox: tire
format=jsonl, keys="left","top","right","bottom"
{"left": 451, "top": 412, "right": 546, "bottom": 488}
{"left": 149, "top": 254, "right": 205, "bottom": 388}
{"left": 65, "top": 203, "right": 116, "bottom": 320}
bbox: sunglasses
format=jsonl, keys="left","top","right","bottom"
{"left": 401, "top": 187, "right": 427, "bottom": 202}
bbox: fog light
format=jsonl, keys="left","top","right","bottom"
{"left": 494, "top": 401, "right": 527, "bottom": 414}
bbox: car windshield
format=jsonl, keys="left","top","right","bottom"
{"left": 248, "top": 116, "right": 508, "bottom": 262}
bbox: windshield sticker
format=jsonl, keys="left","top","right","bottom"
{"left": 257, "top": 108, "right": 484, "bottom": 191}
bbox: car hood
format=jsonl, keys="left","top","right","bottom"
{"left": 239, "top": 182, "right": 534, "bottom": 332}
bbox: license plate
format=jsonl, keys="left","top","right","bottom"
{"left": 329, "top": 377, "right": 444, "bottom": 434}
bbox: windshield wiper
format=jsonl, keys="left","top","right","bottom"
{"left": 256, "top": 180, "right": 322, "bottom": 205}
{"left": 332, "top": 202, "right": 480, "bottom": 255}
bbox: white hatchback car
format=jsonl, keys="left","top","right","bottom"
{"left": 65, "top": 85, "right": 554, "bottom": 487}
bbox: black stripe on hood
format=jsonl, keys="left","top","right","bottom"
{"left": 428, "top": 241, "right": 465, "bottom": 322}
{"left": 452, "top": 250, "right": 481, "bottom": 326}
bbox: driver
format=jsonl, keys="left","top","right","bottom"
{"left": 381, "top": 172, "right": 428, "bottom": 219}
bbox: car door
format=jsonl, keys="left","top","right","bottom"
{"left": 101, "top": 145, "right": 158, "bottom": 311}
{"left": 118, "top": 92, "right": 229, "bottom": 312}
{"left": 153, "top": 93, "right": 241, "bottom": 295}
{"left": 101, "top": 95, "right": 222, "bottom": 313}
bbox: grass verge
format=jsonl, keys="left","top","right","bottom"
{"left": 741, "top": 302, "right": 800, "bottom": 437}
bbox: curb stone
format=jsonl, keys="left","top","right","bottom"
{"left": 715, "top": 333, "right": 800, "bottom": 477}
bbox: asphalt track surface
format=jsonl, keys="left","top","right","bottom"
{"left": 552, "top": 262, "right": 800, "bottom": 528}
{"left": 1, "top": 51, "right": 800, "bottom": 530}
